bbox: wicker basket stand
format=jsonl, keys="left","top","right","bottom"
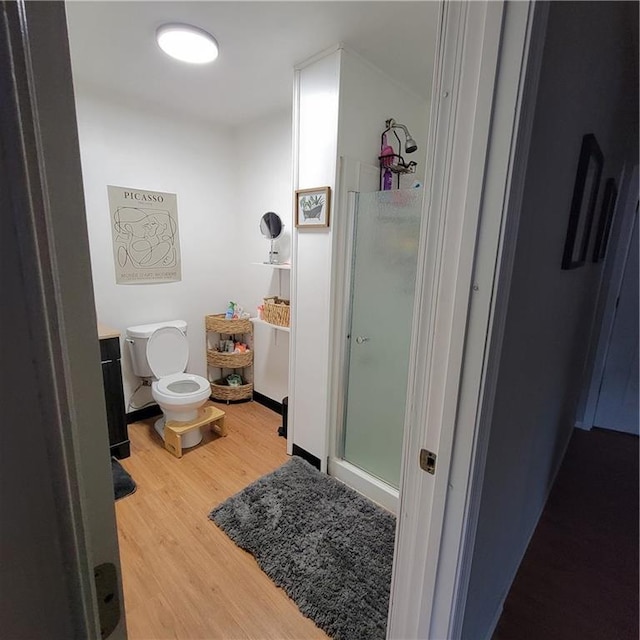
{"left": 205, "top": 314, "right": 253, "bottom": 402}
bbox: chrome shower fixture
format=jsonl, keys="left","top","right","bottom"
{"left": 384, "top": 118, "right": 418, "bottom": 153}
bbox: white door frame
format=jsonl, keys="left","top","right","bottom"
{"left": 4, "top": 0, "right": 548, "bottom": 638}
{"left": 2, "top": 2, "right": 125, "bottom": 637}
{"left": 388, "top": 1, "right": 548, "bottom": 638}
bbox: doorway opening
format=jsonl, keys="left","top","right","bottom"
{"left": 63, "top": 2, "right": 438, "bottom": 637}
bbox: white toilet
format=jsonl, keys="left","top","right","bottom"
{"left": 126, "top": 320, "right": 211, "bottom": 449}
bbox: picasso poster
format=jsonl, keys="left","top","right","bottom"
{"left": 107, "top": 185, "right": 182, "bottom": 284}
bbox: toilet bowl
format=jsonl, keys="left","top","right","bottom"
{"left": 152, "top": 372, "right": 211, "bottom": 447}
{"left": 126, "top": 321, "right": 211, "bottom": 449}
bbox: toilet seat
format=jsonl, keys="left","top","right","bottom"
{"left": 147, "top": 326, "right": 211, "bottom": 408}
{"left": 153, "top": 373, "right": 210, "bottom": 405}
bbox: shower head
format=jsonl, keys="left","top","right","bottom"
{"left": 404, "top": 135, "right": 418, "bottom": 154}
{"left": 384, "top": 118, "right": 418, "bottom": 154}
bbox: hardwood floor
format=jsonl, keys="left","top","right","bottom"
{"left": 116, "top": 401, "right": 328, "bottom": 640}
{"left": 493, "top": 428, "right": 639, "bottom": 640}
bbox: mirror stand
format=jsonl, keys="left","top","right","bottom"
{"left": 267, "top": 239, "right": 279, "bottom": 265}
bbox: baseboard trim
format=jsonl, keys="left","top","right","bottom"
{"left": 292, "top": 444, "right": 321, "bottom": 470}
{"left": 253, "top": 392, "right": 283, "bottom": 414}
{"left": 126, "top": 404, "right": 161, "bottom": 424}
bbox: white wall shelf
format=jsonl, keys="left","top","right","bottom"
{"left": 251, "top": 317, "right": 290, "bottom": 333}
{"left": 251, "top": 262, "right": 291, "bottom": 270}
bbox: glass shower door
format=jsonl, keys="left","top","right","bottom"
{"left": 343, "top": 188, "right": 423, "bottom": 489}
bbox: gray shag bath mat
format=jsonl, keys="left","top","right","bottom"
{"left": 111, "top": 458, "right": 136, "bottom": 501}
{"left": 209, "top": 456, "right": 396, "bottom": 640}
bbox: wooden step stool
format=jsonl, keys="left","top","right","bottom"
{"left": 163, "top": 405, "right": 226, "bottom": 458}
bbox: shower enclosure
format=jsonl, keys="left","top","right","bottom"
{"left": 331, "top": 188, "right": 423, "bottom": 511}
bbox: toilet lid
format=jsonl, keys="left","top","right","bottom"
{"left": 146, "top": 326, "right": 189, "bottom": 378}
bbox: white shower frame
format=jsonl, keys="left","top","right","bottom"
{"left": 327, "top": 180, "right": 404, "bottom": 515}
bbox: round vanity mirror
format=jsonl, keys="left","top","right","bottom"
{"left": 260, "top": 211, "right": 283, "bottom": 240}
{"left": 260, "top": 212, "right": 283, "bottom": 264}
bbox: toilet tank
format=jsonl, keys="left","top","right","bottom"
{"left": 126, "top": 319, "right": 188, "bottom": 378}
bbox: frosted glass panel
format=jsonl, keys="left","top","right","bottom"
{"left": 343, "top": 188, "right": 422, "bottom": 488}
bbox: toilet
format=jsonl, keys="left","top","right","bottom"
{"left": 126, "top": 320, "right": 211, "bottom": 449}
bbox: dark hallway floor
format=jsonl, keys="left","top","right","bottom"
{"left": 494, "top": 427, "right": 639, "bottom": 640}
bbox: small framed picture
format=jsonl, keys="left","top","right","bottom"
{"left": 561, "top": 133, "right": 603, "bottom": 270}
{"left": 295, "top": 186, "right": 331, "bottom": 228}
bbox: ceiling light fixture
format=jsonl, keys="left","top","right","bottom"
{"left": 156, "top": 24, "right": 219, "bottom": 64}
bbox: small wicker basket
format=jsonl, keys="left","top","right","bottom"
{"left": 205, "top": 314, "right": 252, "bottom": 335}
{"left": 207, "top": 349, "right": 252, "bottom": 369}
{"left": 262, "top": 297, "right": 290, "bottom": 328}
{"left": 210, "top": 379, "right": 253, "bottom": 402}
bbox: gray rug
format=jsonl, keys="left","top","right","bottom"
{"left": 209, "top": 456, "right": 396, "bottom": 640}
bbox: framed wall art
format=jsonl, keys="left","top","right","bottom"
{"left": 561, "top": 133, "right": 603, "bottom": 270}
{"left": 592, "top": 178, "right": 618, "bottom": 263}
{"left": 107, "top": 185, "right": 181, "bottom": 284}
{"left": 295, "top": 186, "right": 331, "bottom": 228}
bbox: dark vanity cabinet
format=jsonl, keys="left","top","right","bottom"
{"left": 100, "top": 335, "right": 130, "bottom": 459}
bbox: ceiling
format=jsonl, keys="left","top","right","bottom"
{"left": 66, "top": 1, "right": 439, "bottom": 127}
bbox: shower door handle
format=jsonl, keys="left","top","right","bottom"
{"left": 355, "top": 336, "right": 370, "bottom": 344}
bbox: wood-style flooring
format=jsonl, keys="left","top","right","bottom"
{"left": 493, "top": 428, "right": 639, "bottom": 640}
{"left": 116, "top": 401, "right": 328, "bottom": 640}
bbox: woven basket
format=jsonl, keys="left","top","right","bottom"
{"left": 205, "top": 314, "right": 252, "bottom": 335}
{"left": 210, "top": 379, "right": 253, "bottom": 402}
{"left": 263, "top": 297, "right": 290, "bottom": 328}
{"left": 207, "top": 349, "right": 252, "bottom": 369}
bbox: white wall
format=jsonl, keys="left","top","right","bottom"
{"left": 462, "top": 2, "right": 639, "bottom": 637}
{"left": 338, "top": 48, "right": 429, "bottom": 188}
{"left": 290, "top": 49, "right": 341, "bottom": 462}
{"left": 75, "top": 90, "right": 238, "bottom": 411}
{"left": 233, "top": 109, "right": 292, "bottom": 403}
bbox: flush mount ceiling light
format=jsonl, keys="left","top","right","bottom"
{"left": 156, "top": 24, "right": 219, "bottom": 64}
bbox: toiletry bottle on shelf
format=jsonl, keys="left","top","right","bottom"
{"left": 383, "top": 168, "right": 393, "bottom": 191}
{"left": 380, "top": 132, "right": 394, "bottom": 166}
{"left": 381, "top": 131, "right": 394, "bottom": 190}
